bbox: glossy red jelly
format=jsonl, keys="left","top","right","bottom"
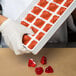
{"left": 43, "top": 24, "right": 52, "bottom": 32}
{"left": 57, "top": 7, "right": 66, "bottom": 15}
{"left": 23, "top": 35, "right": 31, "bottom": 45}
{"left": 31, "top": 6, "right": 42, "bottom": 15}
{"left": 21, "top": 21, "right": 29, "bottom": 27}
{"left": 53, "top": 0, "right": 64, "bottom": 4}
{"left": 38, "top": 0, "right": 48, "bottom": 7}
{"left": 35, "top": 67, "right": 44, "bottom": 75}
{"left": 36, "top": 32, "right": 45, "bottom": 40}
{"left": 45, "top": 66, "right": 54, "bottom": 73}
{"left": 40, "top": 56, "right": 47, "bottom": 65}
{"left": 50, "top": 15, "right": 59, "bottom": 24}
{"left": 34, "top": 19, "right": 45, "bottom": 28}
{"left": 47, "top": 3, "right": 58, "bottom": 12}
{"left": 28, "top": 40, "right": 37, "bottom": 49}
{"left": 31, "top": 26, "right": 38, "bottom": 34}
{"left": 64, "top": 0, "right": 73, "bottom": 7}
{"left": 40, "top": 11, "right": 52, "bottom": 20}
{"left": 28, "top": 59, "right": 36, "bottom": 67}
{"left": 25, "top": 14, "right": 35, "bottom": 23}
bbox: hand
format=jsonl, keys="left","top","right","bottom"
{"left": 0, "top": 15, "right": 7, "bottom": 25}
{"left": 0, "top": 18, "right": 34, "bottom": 55}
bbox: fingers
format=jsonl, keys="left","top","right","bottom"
{"left": 22, "top": 27, "right": 34, "bottom": 35}
{"left": 14, "top": 35, "right": 31, "bottom": 54}
{"left": 1, "top": 19, "right": 32, "bottom": 55}
{"left": 24, "top": 28, "right": 34, "bottom": 35}
{"left": 19, "top": 23, "right": 34, "bottom": 35}
{"left": 17, "top": 43, "right": 31, "bottom": 53}
{"left": 12, "top": 42, "right": 31, "bottom": 55}
{"left": 6, "top": 32, "right": 31, "bottom": 55}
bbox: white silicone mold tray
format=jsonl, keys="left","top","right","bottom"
{"left": 17, "top": 0, "right": 76, "bottom": 55}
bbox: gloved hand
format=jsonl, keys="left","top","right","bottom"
{"left": 0, "top": 19, "right": 34, "bottom": 55}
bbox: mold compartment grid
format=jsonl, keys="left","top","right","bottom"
{"left": 20, "top": 0, "right": 75, "bottom": 54}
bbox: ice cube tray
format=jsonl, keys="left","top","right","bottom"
{"left": 17, "top": 0, "right": 76, "bottom": 55}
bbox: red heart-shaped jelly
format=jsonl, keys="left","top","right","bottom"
{"left": 28, "top": 59, "right": 36, "bottom": 67}
{"left": 45, "top": 66, "right": 54, "bottom": 73}
{"left": 40, "top": 56, "right": 47, "bottom": 65}
{"left": 35, "top": 67, "right": 44, "bottom": 75}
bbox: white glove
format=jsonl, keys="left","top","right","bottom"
{"left": 0, "top": 19, "right": 34, "bottom": 55}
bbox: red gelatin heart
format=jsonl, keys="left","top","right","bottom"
{"left": 35, "top": 67, "right": 44, "bottom": 75}
{"left": 57, "top": 7, "right": 66, "bottom": 15}
{"left": 34, "top": 19, "right": 45, "bottom": 28}
{"left": 53, "top": 0, "right": 64, "bottom": 4}
{"left": 21, "top": 21, "right": 29, "bottom": 27}
{"left": 25, "top": 14, "right": 35, "bottom": 23}
{"left": 38, "top": 0, "right": 48, "bottom": 7}
{"left": 47, "top": 3, "right": 58, "bottom": 12}
{"left": 36, "top": 32, "right": 44, "bottom": 41}
{"left": 50, "top": 15, "right": 59, "bottom": 24}
{"left": 40, "top": 11, "right": 52, "bottom": 20}
{"left": 40, "top": 56, "right": 47, "bottom": 65}
{"left": 43, "top": 24, "right": 52, "bottom": 32}
{"left": 31, "top": 26, "right": 38, "bottom": 34}
{"left": 28, "top": 59, "right": 36, "bottom": 67}
{"left": 64, "top": 0, "right": 73, "bottom": 7}
{"left": 45, "top": 66, "right": 54, "bottom": 73}
{"left": 23, "top": 35, "right": 31, "bottom": 45}
{"left": 28, "top": 40, "right": 37, "bottom": 49}
{"left": 31, "top": 6, "right": 42, "bottom": 15}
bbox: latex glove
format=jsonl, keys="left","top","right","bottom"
{"left": 0, "top": 19, "right": 34, "bottom": 55}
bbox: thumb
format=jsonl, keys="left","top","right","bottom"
{"left": 21, "top": 26, "right": 34, "bottom": 35}
{"left": 19, "top": 24, "right": 34, "bottom": 35}
{"left": 24, "top": 27, "right": 34, "bottom": 35}
{"left": 17, "top": 43, "right": 31, "bottom": 53}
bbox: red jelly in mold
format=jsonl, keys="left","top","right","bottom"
{"left": 25, "top": 14, "right": 35, "bottom": 23}
{"left": 23, "top": 35, "right": 31, "bottom": 45}
{"left": 57, "top": 7, "right": 66, "bottom": 15}
{"left": 53, "top": 0, "right": 64, "bottom": 4}
{"left": 34, "top": 19, "right": 45, "bottom": 28}
{"left": 31, "top": 26, "right": 38, "bottom": 34}
{"left": 47, "top": 3, "right": 58, "bottom": 12}
{"left": 28, "top": 59, "right": 36, "bottom": 67}
{"left": 45, "top": 66, "right": 54, "bottom": 73}
{"left": 40, "top": 56, "right": 47, "bottom": 65}
{"left": 31, "top": 6, "right": 42, "bottom": 15}
{"left": 43, "top": 24, "right": 52, "bottom": 32}
{"left": 64, "top": 0, "right": 73, "bottom": 7}
{"left": 35, "top": 67, "right": 44, "bottom": 75}
{"left": 36, "top": 32, "right": 45, "bottom": 41}
{"left": 40, "top": 11, "right": 52, "bottom": 20}
{"left": 21, "top": 21, "right": 29, "bottom": 27}
{"left": 38, "top": 0, "right": 48, "bottom": 7}
{"left": 50, "top": 15, "right": 59, "bottom": 24}
{"left": 28, "top": 40, "right": 37, "bottom": 49}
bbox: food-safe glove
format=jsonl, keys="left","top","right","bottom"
{"left": 0, "top": 19, "right": 34, "bottom": 55}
